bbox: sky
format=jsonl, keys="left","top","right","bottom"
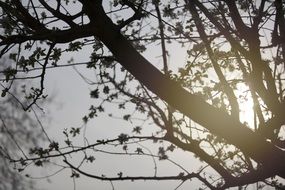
{"left": 1, "top": 1, "right": 280, "bottom": 190}
{"left": 27, "top": 39, "right": 275, "bottom": 190}
{"left": 21, "top": 35, "right": 209, "bottom": 190}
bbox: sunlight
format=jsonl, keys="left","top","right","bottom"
{"left": 236, "top": 84, "right": 255, "bottom": 129}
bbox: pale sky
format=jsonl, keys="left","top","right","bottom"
{"left": 22, "top": 38, "right": 208, "bottom": 190}
{"left": 2, "top": 1, "right": 278, "bottom": 189}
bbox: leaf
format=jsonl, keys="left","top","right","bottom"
{"left": 82, "top": 116, "right": 89, "bottom": 123}
{"left": 166, "top": 144, "right": 175, "bottom": 152}
{"left": 71, "top": 171, "right": 80, "bottom": 178}
{"left": 18, "top": 168, "right": 24, "bottom": 172}
{"left": 34, "top": 160, "right": 43, "bottom": 167}
{"left": 117, "top": 172, "right": 123, "bottom": 178}
{"left": 158, "top": 147, "right": 168, "bottom": 160}
{"left": 49, "top": 141, "right": 59, "bottom": 151}
{"left": 135, "top": 147, "right": 144, "bottom": 154}
{"left": 1, "top": 89, "right": 7, "bottom": 97}
{"left": 123, "top": 145, "right": 128, "bottom": 151}
{"left": 3, "top": 67, "right": 17, "bottom": 82}
{"left": 132, "top": 126, "right": 142, "bottom": 134}
{"left": 67, "top": 41, "right": 82, "bottom": 51}
{"left": 50, "top": 48, "right": 62, "bottom": 63}
{"left": 97, "top": 105, "right": 104, "bottom": 112}
{"left": 20, "top": 158, "right": 27, "bottom": 166}
{"left": 70, "top": 127, "right": 80, "bottom": 137}
{"left": 86, "top": 156, "right": 95, "bottom": 163}
{"left": 123, "top": 114, "right": 131, "bottom": 121}
{"left": 118, "top": 103, "right": 125, "bottom": 109}
{"left": 103, "top": 86, "right": 110, "bottom": 94}
{"left": 118, "top": 133, "right": 129, "bottom": 144}
{"left": 90, "top": 89, "right": 99, "bottom": 98}
{"left": 65, "top": 139, "right": 72, "bottom": 146}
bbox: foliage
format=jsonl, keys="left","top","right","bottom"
{"left": 0, "top": 0, "right": 285, "bottom": 189}
{"left": 0, "top": 59, "right": 46, "bottom": 190}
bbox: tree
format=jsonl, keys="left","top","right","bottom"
{"left": 0, "top": 58, "right": 46, "bottom": 190}
{"left": 0, "top": 0, "right": 285, "bottom": 189}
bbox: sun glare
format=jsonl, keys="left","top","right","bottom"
{"left": 236, "top": 84, "right": 255, "bottom": 129}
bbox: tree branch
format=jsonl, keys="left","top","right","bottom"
{"left": 80, "top": 0, "right": 285, "bottom": 178}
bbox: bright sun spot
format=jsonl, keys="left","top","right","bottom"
{"left": 236, "top": 84, "right": 255, "bottom": 129}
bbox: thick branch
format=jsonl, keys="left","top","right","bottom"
{"left": 224, "top": 0, "right": 251, "bottom": 40}
{"left": 81, "top": 1, "right": 285, "bottom": 178}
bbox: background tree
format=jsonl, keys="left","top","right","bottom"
{"left": 0, "top": 58, "right": 46, "bottom": 190}
{"left": 0, "top": 0, "right": 285, "bottom": 189}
